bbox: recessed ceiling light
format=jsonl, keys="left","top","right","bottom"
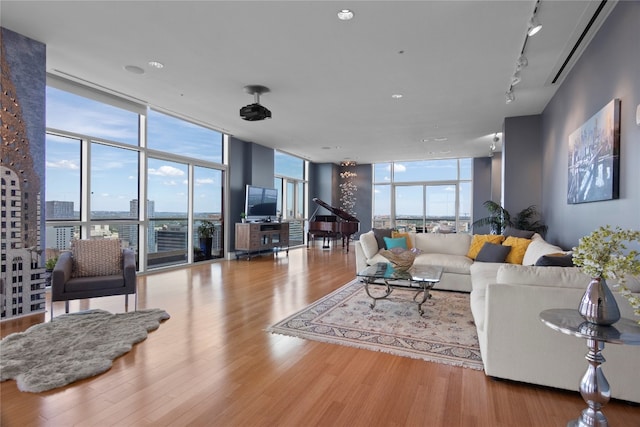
{"left": 148, "top": 61, "right": 164, "bottom": 69}
{"left": 124, "top": 65, "right": 145, "bottom": 74}
{"left": 433, "top": 137, "right": 448, "bottom": 142}
{"left": 391, "top": 94, "right": 403, "bottom": 99}
{"left": 337, "top": 9, "right": 354, "bottom": 20}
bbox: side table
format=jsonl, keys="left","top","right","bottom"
{"left": 539, "top": 308, "right": 640, "bottom": 427}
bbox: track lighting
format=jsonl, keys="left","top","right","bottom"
{"left": 527, "top": 15, "right": 542, "bottom": 36}
{"left": 527, "top": 1, "right": 542, "bottom": 36}
{"left": 505, "top": 89, "right": 515, "bottom": 104}
{"left": 505, "top": 1, "right": 541, "bottom": 104}
{"left": 511, "top": 71, "right": 522, "bottom": 86}
{"left": 516, "top": 54, "right": 528, "bottom": 69}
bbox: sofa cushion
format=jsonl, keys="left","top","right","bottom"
{"left": 467, "top": 234, "right": 505, "bottom": 259}
{"left": 504, "top": 227, "right": 536, "bottom": 239}
{"left": 503, "top": 236, "right": 532, "bottom": 264}
{"left": 391, "top": 231, "right": 413, "bottom": 249}
{"left": 383, "top": 236, "right": 407, "bottom": 250}
{"left": 414, "top": 253, "right": 472, "bottom": 275}
{"left": 373, "top": 228, "right": 393, "bottom": 249}
{"left": 71, "top": 239, "right": 122, "bottom": 278}
{"left": 475, "top": 243, "right": 511, "bottom": 263}
{"left": 522, "top": 238, "right": 564, "bottom": 266}
{"left": 413, "top": 233, "right": 472, "bottom": 256}
{"left": 359, "top": 231, "right": 380, "bottom": 259}
{"left": 535, "top": 253, "right": 574, "bottom": 267}
{"left": 496, "top": 264, "right": 589, "bottom": 289}
{"left": 470, "top": 262, "right": 503, "bottom": 292}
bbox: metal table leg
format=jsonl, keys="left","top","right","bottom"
{"left": 568, "top": 338, "right": 610, "bottom": 427}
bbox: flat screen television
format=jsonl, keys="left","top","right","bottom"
{"left": 244, "top": 185, "right": 278, "bottom": 221}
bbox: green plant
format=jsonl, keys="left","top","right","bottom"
{"left": 472, "top": 201, "right": 511, "bottom": 234}
{"left": 197, "top": 220, "right": 216, "bottom": 238}
{"left": 472, "top": 201, "right": 547, "bottom": 237}
{"left": 512, "top": 205, "right": 548, "bottom": 237}
{"left": 45, "top": 257, "right": 58, "bottom": 271}
{"left": 240, "top": 212, "right": 246, "bottom": 219}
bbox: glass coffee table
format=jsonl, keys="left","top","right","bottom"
{"left": 357, "top": 263, "right": 444, "bottom": 316}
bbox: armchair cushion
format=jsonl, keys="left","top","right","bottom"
{"left": 71, "top": 239, "right": 123, "bottom": 278}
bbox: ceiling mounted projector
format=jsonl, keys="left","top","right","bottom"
{"left": 240, "top": 85, "right": 272, "bottom": 121}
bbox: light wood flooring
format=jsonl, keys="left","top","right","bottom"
{"left": 1, "top": 246, "right": 639, "bottom": 426}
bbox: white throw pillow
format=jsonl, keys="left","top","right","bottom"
{"left": 522, "top": 238, "right": 564, "bottom": 266}
{"left": 359, "top": 231, "right": 380, "bottom": 259}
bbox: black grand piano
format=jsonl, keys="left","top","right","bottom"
{"left": 307, "top": 198, "right": 360, "bottom": 252}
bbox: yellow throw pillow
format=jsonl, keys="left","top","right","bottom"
{"left": 391, "top": 231, "right": 413, "bottom": 249}
{"left": 503, "top": 236, "right": 532, "bottom": 264}
{"left": 467, "top": 234, "right": 505, "bottom": 259}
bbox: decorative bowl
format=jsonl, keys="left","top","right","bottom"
{"left": 380, "top": 249, "right": 417, "bottom": 272}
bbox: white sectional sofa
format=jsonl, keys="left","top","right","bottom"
{"left": 356, "top": 231, "right": 474, "bottom": 292}
{"left": 354, "top": 230, "right": 640, "bottom": 403}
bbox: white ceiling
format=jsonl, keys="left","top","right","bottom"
{"left": 1, "top": 1, "right": 615, "bottom": 164}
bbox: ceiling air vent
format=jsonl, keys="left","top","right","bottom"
{"left": 545, "top": 0, "right": 617, "bottom": 86}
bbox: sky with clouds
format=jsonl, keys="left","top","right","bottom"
{"left": 46, "top": 87, "right": 223, "bottom": 214}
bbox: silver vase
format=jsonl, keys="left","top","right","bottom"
{"left": 578, "top": 277, "right": 621, "bottom": 326}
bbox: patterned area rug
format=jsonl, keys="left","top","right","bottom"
{"left": 267, "top": 279, "right": 483, "bottom": 370}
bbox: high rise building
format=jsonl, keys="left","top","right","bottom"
{"left": 45, "top": 225, "right": 75, "bottom": 250}
{"left": 128, "top": 199, "right": 155, "bottom": 251}
{"left": 157, "top": 225, "right": 187, "bottom": 251}
{"left": 45, "top": 200, "right": 74, "bottom": 219}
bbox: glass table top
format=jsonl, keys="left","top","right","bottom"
{"left": 357, "top": 263, "right": 443, "bottom": 283}
{"left": 540, "top": 308, "right": 640, "bottom": 345}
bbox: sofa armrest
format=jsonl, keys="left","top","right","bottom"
{"left": 354, "top": 241, "right": 368, "bottom": 273}
{"left": 480, "top": 281, "right": 640, "bottom": 403}
{"left": 122, "top": 248, "right": 137, "bottom": 293}
{"left": 52, "top": 251, "right": 72, "bottom": 284}
{"left": 51, "top": 252, "right": 73, "bottom": 300}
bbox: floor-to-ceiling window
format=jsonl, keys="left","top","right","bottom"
{"left": 44, "top": 84, "right": 225, "bottom": 271}
{"left": 146, "top": 109, "right": 225, "bottom": 267}
{"left": 373, "top": 159, "right": 472, "bottom": 233}
{"left": 274, "top": 151, "right": 307, "bottom": 246}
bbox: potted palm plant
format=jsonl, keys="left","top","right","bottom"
{"left": 197, "top": 220, "right": 216, "bottom": 260}
{"left": 473, "top": 201, "right": 547, "bottom": 237}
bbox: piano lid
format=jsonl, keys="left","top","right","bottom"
{"left": 312, "top": 198, "right": 359, "bottom": 222}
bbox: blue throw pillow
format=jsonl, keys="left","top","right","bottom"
{"left": 383, "top": 236, "right": 407, "bottom": 250}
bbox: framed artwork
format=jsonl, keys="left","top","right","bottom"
{"left": 567, "top": 99, "right": 620, "bottom": 204}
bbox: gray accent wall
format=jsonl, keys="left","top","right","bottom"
{"left": 308, "top": 163, "right": 371, "bottom": 239}
{"left": 472, "top": 157, "right": 493, "bottom": 235}
{"left": 540, "top": 0, "right": 640, "bottom": 249}
{"left": 502, "top": 115, "right": 543, "bottom": 217}
{"left": 228, "top": 137, "right": 275, "bottom": 250}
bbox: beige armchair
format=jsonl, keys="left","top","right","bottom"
{"left": 51, "top": 240, "right": 137, "bottom": 319}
